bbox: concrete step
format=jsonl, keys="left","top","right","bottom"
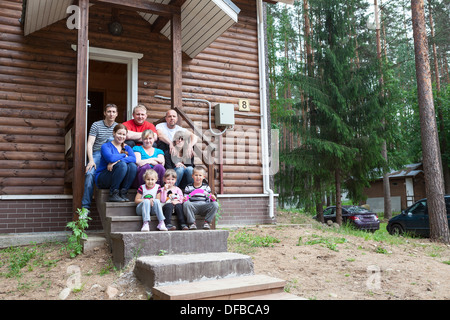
{"left": 111, "top": 230, "right": 229, "bottom": 268}
{"left": 105, "top": 201, "right": 137, "bottom": 217}
{"left": 152, "top": 274, "right": 286, "bottom": 300}
{"left": 136, "top": 252, "right": 254, "bottom": 290}
{"left": 107, "top": 214, "right": 213, "bottom": 233}
{"left": 238, "top": 291, "right": 306, "bottom": 300}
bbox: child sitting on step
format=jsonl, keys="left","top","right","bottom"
{"left": 157, "top": 169, "right": 188, "bottom": 230}
{"left": 183, "top": 167, "right": 218, "bottom": 230}
{"left": 134, "top": 169, "right": 167, "bottom": 232}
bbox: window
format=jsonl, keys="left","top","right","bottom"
{"left": 408, "top": 200, "right": 427, "bottom": 215}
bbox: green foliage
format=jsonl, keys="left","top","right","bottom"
{"left": 63, "top": 208, "right": 92, "bottom": 258}
{"left": 228, "top": 228, "right": 280, "bottom": 254}
{"left": 297, "top": 234, "right": 348, "bottom": 252}
{"left": 0, "top": 243, "right": 60, "bottom": 279}
{"left": 268, "top": 0, "right": 450, "bottom": 210}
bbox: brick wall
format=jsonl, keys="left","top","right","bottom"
{"left": 216, "top": 195, "right": 277, "bottom": 226}
{"left": 0, "top": 196, "right": 275, "bottom": 234}
{"left": 0, "top": 199, "right": 102, "bottom": 234}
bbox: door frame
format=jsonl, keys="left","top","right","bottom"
{"left": 72, "top": 45, "right": 143, "bottom": 120}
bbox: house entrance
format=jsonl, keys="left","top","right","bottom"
{"left": 88, "top": 60, "right": 127, "bottom": 129}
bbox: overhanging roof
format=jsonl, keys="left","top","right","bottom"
{"left": 22, "top": 0, "right": 240, "bottom": 59}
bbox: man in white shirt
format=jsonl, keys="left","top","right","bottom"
{"left": 156, "top": 109, "right": 197, "bottom": 158}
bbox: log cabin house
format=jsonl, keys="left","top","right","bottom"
{"left": 0, "top": 0, "right": 292, "bottom": 234}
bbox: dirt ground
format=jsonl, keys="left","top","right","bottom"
{"left": 0, "top": 211, "right": 449, "bottom": 300}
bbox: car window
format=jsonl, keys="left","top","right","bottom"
{"left": 324, "top": 208, "right": 334, "bottom": 216}
{"left": 408, "top": 200, "right": 427, "bottom": 215}
{"left": 446, "top": 197, "right": 450, "bottom": 214}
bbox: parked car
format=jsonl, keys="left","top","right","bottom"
{"left": 315, "top": 205, "right": 380, "bottom": 231}
{"left": 387, "top": 195, "right": 450, "bottom": 237}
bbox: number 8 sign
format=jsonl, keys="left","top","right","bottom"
{"left": 239, "top": 99, "right": 250, "bottom": 112}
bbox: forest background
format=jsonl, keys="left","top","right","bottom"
{"left": 267, "top": 0, "right": 449, "bottom": 225}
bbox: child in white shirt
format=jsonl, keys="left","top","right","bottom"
{"left": 134, "top": 169, "right": 167, "bottom": 231}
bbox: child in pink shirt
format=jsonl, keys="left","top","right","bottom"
{"left": 157, "top": 169, "right": 188, "bottom": 230}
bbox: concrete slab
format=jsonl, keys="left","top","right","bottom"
{"left": 82, "top": 234, "right": 107, "bottom": 253}
{"left": 0, "top": 231, "right": 70, "bottom": 249}
{"left": 135, "top": 252, "right": 254, "bottom": 290}
{"left": 110, "top": 230, "right": 229, "bottom": 268}
{"left": 152, "top": 274, "right": 282, "bottom": 300}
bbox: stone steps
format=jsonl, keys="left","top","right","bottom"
{"left": 94, "top": 188, "right": 213, "bottom": 236}
{"left": 93, "top": 188, "right": 303, "bottom": 300}
{"left": 110, "top": 230, "right": 229, "bottom": 268}
{"left": 152, "top": 274, "right": 303, "bottom": 300}
{"left": 134, "top": 252, "right": 254, "bottom": 289}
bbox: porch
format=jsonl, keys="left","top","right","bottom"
{"left": 0, "top": 0, "right": 280, "bottom": 234}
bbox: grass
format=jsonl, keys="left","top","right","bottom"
{"left": 228, "top": 228, "right": 281, "bottom": 254}
{"left": 280, "top": 207, "right": 410, "bottom": 246}
{"left": 0, "top": 242, "right": 61, "bottom": 279}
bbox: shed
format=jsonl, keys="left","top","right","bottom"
{"left": 363, "top": 163, "right": 426, "bottom": 213}
{"left": 0, "top": 0, "right": 293, "bottom": 234}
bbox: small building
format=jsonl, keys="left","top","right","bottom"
{"left": 0, "top": 0, "right": 293, "bottom": 234}
{"left": 363, "top": 163, "right": 426, "bottom": 213}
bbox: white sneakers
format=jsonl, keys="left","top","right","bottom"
{"left": 140, "top": 220, "right": 168, "bottom": 232}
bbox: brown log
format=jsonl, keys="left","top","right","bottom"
{"left": 0, "top": 186, "right": 64, "bottom": 195}
{"left": 0, "top": 169, "right": 64, "bottom": 178}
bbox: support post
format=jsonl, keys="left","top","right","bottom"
{"left": 171, "top": 12, "right": 182, "bottom": 111}
{"left": 73, "top": 0, "right": 89, "bottom": 219}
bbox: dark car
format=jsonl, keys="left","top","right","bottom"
{"left": 315, "top": 205, "right": 380, "bottom": 231}
{"left": 387, "top": 195, "right": 450, "bottom": 237}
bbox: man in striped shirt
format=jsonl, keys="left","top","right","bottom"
{"left": 81, "top": 104, "right": 118, "bottom": 212}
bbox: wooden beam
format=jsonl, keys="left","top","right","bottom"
{"left": 171, "top": 12, "right": 182, "bottom": 110}
{"left": 73, "top": 0, "right": 89, "bottom": 219}
{"left": 91, "top": 0, "right": 180, "bottom": 17}
{"left": 151, "top": 0, "right": 187, "bottom": 33}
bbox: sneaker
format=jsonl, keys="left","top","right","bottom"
{"left": 189, "top": 223, "right": 197, "bottom": 230}
{"left": 141, "top": 221, "right": 150, "bottom": 232}
{"left": 203, "top": 222, "right": 210, "bottom": 230}
{"left": 167, "top": 224, "right": 176, "bottom": 231}
{"left": 181, "top": 225, "right": 189, "bottom": 231}
{"left": 157, "top": 220, "right": 168, "bottom": 231}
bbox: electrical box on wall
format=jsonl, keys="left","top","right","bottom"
{"left": 214, "top": 103, "right": 235, "bottom": 127}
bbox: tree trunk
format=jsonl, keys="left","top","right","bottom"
{"left": 411, "top": 0, "right": 449, "bottom": 244}
{"left": 428, "top": 0, "right": 450, "bottom": 194}
{"left": 375, "top": 0, "right": 392, "bottom": 220}
{"left": 335, "top": 168, "right": 342, "bottom": 226}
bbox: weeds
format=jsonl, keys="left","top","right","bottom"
{"left": 228, "top": 229, "right": 280, "bottom": 254}
{"left": 0, "top": 242, "right": 60, "bottom": 279}
{"left": 62, "top": 208, "right": 92, "bottom": 258}
{"left": 297, "top": 234, "right": 348, "bottom": 252}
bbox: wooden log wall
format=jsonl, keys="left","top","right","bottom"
{"left": 0, "top": 0, "right": 264, "bottom": 196}
{"left": 0, "top": 0, "right": 77, "bottom": 195}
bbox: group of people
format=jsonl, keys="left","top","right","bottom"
{"left": 81, "top": 104, "right": 218, "bottom": 231}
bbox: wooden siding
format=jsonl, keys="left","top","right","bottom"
{"left": 0, "top": 0, "right": 77, "bottom": 195}
{"left": 0, "top": 0, "right": 264, "bottom": 196}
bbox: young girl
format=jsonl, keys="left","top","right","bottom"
{"left": 95, "top": 124, "right": 137, "bottom": 202}
{"left": 157, "top": 169, "right": 188, "bottom": 230}
{"left": 134, "top": 169, "right": 167, "bottom": 232}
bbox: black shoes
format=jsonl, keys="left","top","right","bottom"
{"left": 108, "top": 189, "right": 129, "bottom": 202}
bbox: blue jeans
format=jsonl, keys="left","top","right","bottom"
{"left": 175, "top": 166, "right": 194, "bottom": 188}
{"left": 81, "top": 150, "right": 102, "bottom": 209}
{"left": 136, "top": 199, "right": 164, "bottom": 222}
{"left": 96, "top": 162, "right": 137, "bottom": 192}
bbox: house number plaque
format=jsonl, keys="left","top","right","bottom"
{"left": 239, "top": 99, "right": 250, "bottom": 112}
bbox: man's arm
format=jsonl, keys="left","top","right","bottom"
{"left": 85, "top": 135, "right": 96, "bottom": 173}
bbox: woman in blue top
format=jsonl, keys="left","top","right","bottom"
{"left": 95, "top": 124, "right": 137, "bottom": 202}
{"left": 132, "top": 129, "right": 165, "bottom": 188}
